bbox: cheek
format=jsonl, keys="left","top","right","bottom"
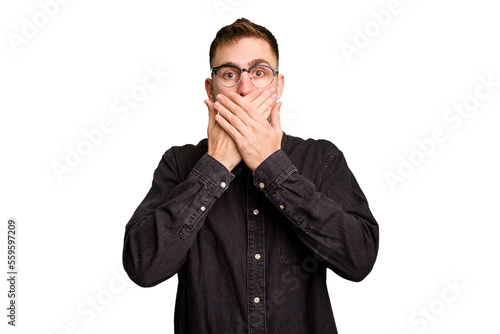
{"left": 214, "top": 85, "right": 236, "bottom": 99}
{"left": 212, "top": 86, "right": 220, "bottom": 99}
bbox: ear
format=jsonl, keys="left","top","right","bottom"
{"left": 276, "top": 74, "right": 284, "bottom": 100}
{"left": 205, "top": 78, "right": 215, "bottom": 102}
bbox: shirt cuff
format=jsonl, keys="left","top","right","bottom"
{"left": 252, "top": 149, "right": 297, "bottom": 194}
{"left": 189, "top": 153, "right": 235, "bottom": 197}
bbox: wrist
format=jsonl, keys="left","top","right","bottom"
{"left": 208, "top": 152, "right": 239, "bottom": 172}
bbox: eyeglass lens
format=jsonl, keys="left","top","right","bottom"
{"left": 216, "top": 65, "right": 274, "bottom": 88}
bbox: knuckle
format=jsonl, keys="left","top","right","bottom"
{"left": 250, "top": 123, "right": 259, "bottom": 132}
{"left": 243, "top": 105, "right": 254, "bottom": 114}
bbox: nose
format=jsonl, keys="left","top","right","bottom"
{"left": 236, "top": 71, "right": 255, "bottom": 96}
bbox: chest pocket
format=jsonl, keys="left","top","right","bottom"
{"left": 277, "top": 214, "right": 312, "bottom": 266}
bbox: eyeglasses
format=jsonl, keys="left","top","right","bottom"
{"left": 211, "top": 63, "right": 279, "bottom": 88}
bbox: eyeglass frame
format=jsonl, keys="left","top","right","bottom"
{"left": 211, "top": 63, "right": 279, "bottom": 88}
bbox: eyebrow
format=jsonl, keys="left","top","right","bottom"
{"left": 216, "top": 58, "right": 273, "bottom": 68}
{"left": 248, "top": 58, "right": 272, "bottom": 67}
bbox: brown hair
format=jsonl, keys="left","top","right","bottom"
{"left": 209, "top": 18, "right": 279, "bottom": 67}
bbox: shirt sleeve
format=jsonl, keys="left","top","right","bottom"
{"left": 122, "top": 149, "right": 235, "bottom": 287}
{"left": 252, "top": 148, "right": 379, "bottom": 282}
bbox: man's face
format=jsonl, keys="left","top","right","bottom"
{"left": 205, "top": 37, "right": 284, "bottom": 102}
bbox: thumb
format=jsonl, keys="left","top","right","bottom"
{"left": 205, "top": 99, "right": 216, "bottom": 132}
{"left": 270, "top": 102, "right": 282, "bottom": 131}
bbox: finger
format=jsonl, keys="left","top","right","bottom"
{"left": 257, "top": 92, "right": 277, "bottom": 117}
{"left": 251, "top": 86, "right": 276, "bottom": 111}
{"left": 241, "top": 87, "right": 263, "bottom": 103}
{"left": 270, "top": 102, "right": 282, "bottom": 131}
{"left": 216, "top": 93, "right": 252, "bottom": 126}
{"left": 263, "top": 107, "right": 272, "bottom": 122}
{"left": 215, "top": 112, "right": 243, "bottom": 141}
{"left": 230, "top": 87, "right": 275, "bottom": 118}
{"left": 214, "top": 100, "right": 248, "bottom": 133}
{"left": 229, "top": 87, "right": 271, "bottom": 109}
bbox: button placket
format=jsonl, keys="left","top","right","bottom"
{"left": 246, "top": 171, "right": 265, "bottom": 332}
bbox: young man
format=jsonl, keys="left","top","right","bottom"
{"left": 123, "top": 18, "right": 379, "bottom": 334}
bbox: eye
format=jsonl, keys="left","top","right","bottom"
{"left": 251, "top": 66, "right": 269, "bottom": 78}
{"left": 222, "top": 70, "right": 239, "bottom": 80}
{"left": 254, "top": 70, "right": 264, "bottom": 77}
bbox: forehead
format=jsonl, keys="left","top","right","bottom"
{"left": 212, "top": 37, "right": 277, "bottom": 68}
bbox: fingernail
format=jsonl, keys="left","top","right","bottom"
{"left": 216, "top": 94, "right": 223, "bottom": 100}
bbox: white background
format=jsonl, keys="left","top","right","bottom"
{"left": 1, "top": 0, "right": 499, "bottom": 333}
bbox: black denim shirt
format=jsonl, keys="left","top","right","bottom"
{"left": 123, "top": 133, "right": 379, "bottom": 334}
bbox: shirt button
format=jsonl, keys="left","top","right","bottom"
{"left": 254, "top": 297, "right": 260, "bottom": 304}
{"left": 279, "top": 204, "right": 284, "bottom": 210}
{"left": 259, "top": 182, "right": 265, "bottom": 189}
{"left": 255, "top": 253, "right": 261, "bottom": 260}
{"left": 253, "top": 209, "right": 259, "bottom": 215}
{"left": 220, "top": 181, "right": 226, "bottom": 188}
{"left": 200, "top": 206, "right": 206, "bottom": 212}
